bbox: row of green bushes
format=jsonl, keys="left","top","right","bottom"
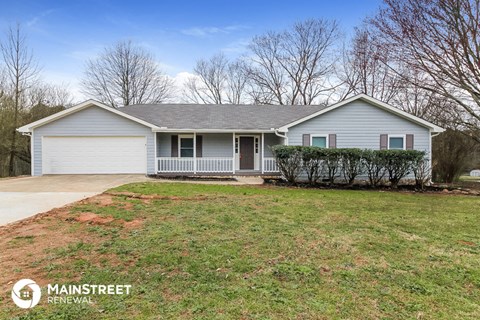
{"left": 271, "top": 146, "right": 429, "bottom": 188}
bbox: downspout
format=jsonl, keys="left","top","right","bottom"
{"left": 274, "top": 129, "right": 288, "bottom": 145}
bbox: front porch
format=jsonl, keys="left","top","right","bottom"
{"left": 155, "top": 132, "right": 281, "bottom": 175}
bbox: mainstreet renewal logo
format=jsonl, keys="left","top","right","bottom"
{"left": 11, "top": 279, "right": 41, "bottom": 309}
{"left": 11, "top": 279, "right": 132, "bottom": 308}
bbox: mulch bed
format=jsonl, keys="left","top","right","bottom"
{"left": 263, "top": 177, "right": 480, "bottom": 196}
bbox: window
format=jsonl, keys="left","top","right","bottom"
{"left": 311, "top": 135, "right": 328, "bottom": 148}
{"left": 388, "top": 135, "right": 405, "bottom": 150}
{"left": 179, "top": 136, "right": 194, "bottom": 157}
{"left": 255, "top": 137, "right": 259, "bottom": 153}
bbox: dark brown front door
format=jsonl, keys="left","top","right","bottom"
{"left": 239, "top": 137, "right": 254, "bottom": 170}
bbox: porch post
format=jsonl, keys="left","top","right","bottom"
{"left": 232, "top": 132, "right": 236, "bottom": 174}
{"left": 193, "top": 132, "right": 197, "bottom": 174}
{"left": 154, "top": 132, "right": 158, "bottom": 173}
{"left": 261, "top": 132, "right": 265, "bottom": 174}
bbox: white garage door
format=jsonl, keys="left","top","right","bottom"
{"left": 42, "top": 136, "right": 147, "bottom": 174}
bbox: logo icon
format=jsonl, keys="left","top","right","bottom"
{"left": 11, "top": 279, "right": 41, "bottom": 309}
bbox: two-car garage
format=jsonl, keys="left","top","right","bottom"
{"left": 18, "top": 100, "right": 157, "bottom": 176}
{"left": 42, "top": 136, "right": 147, "bottom": 174}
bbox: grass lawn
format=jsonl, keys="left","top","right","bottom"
{"left": 1, "top": 183, "right": 479, "bottom": 319}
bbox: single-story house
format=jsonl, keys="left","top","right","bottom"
{"left": 17, "top": 94, "right": 444, "bottom": 176}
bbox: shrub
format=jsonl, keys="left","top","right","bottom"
{"left": 380, "top": 150, "right": 425, "bottom": 188}
{"left": 322, "top": 149, "right": 342, "bottom": 184}
{"left": 271, "top": 145, "right": 303, "bottom": 184}
{"left": 271, "top": 145, "right": 427, "bottom": 188}
{"left": 339, "top": 148, "right": 364, "bottom": 185}
{"left": 411, "top": 157, "right": 431, "bottom": 190}
{"left": 362, "top": 150, "right": 387, "bottom": 187}
{"left": 302, "top": 147, "right": 324, "bottom": 185}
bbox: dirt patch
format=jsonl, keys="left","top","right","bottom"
{"left": 0, "top": 193, "right": 145, "bottom": 297}
{"left": 85, "top": 194, "right": 114, "bottom": 206}
{"left": 72, "top": 211, "right": 144, "bottom": 229}
{"left": 124, "top": 219, "right": 144, "bottom": 228}
{"left": 458, "top": 240, "right": 477, "bottom": 247}
{"left": 0, "top": 208, "right": 101, "bottom": 295}
{"left": 75, "top": 212, "right": 115, "bottom": 224}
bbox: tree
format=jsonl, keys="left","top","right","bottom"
{"left": 81, "top": 40, "right": 173, "bottom": 107}
{"left": 246, "top": 19, "right": 341, "bottom": 105}
{"left": 339, "top": 26, "right": 402, "bottom": 103}
{"left": 0, "top": 24, "right": 39, "bottom": 176}
{"left": 371, "top": 0, "right": 480, "bottom": 141}
{"left": 432, "top": 128, "right": 479, "bottom": 182}
{"left": 184, "top": 53, "right": 249, "bottom": 104}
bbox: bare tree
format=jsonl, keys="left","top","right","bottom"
{"left": 339, "top": 26, "right": 402, "bottom": 103}
{"left": 81, "top": 40, "right": 173, "bottom": 107}
{"left": 26, "top": 83, "right": 74, "bottom": 108}
{"left": 0, "top": 24, "right": 39, "bottom": 176}
{"left": 184, "top": 53, "right": 249, "bottom": 104}
{"left": 371, "top": 0, "right": 480, "bottom": 140}
{"left": 246, "top": 19, "right": 341, "bottom": 105}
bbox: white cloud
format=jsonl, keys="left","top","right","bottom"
{"left": 221, "top": 38, "right": 250, "bottom": 54}
{"left": 181, "top": 24, "right": 249, "bottom": 37}
{"left": 26, "top": 9, "right": 54, "bottom": 28}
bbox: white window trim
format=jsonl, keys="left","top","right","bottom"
{"left": 310, "top": 134, "right": 329, "bottom": 148}
{"left": 178, "top": 134, "right": 194, "bottom": 158}
{"left": 388, "top": 134, "right": 406, "bottom": 150}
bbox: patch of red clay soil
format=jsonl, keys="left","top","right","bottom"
{"left": 0, "top": 193, "right": 144, "bottom": 297}
{"left": 73, "top": 212, "right": 144, "bottom": 229}
{"left": 0, "top": 207, "right": 100, "bottom": 296}
{"left": 75, "top": 212, "right": 115, "bottom": 224}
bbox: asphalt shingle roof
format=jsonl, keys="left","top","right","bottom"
{"left": 120, "top": 104, "right": 327, "bottom": 130}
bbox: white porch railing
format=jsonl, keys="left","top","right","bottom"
{"left": 197, "top": 157, "right": 233, "bottom": 172}
{"left": 157, "top": 157, "right": 279, "bottom": 174}
{"left": 157, "top": 157, "right": 194, "bottom": 172}
{"left": 157, "top": 157, "right": 234, "bottom": 173}
{"left": 263, "top": 157, "right": 278, "bottom": 173}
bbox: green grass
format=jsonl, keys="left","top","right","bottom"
{"left": 3, "top": 183, "right": 480, "bottom": 319}
{"left": 460, "top": 175, "right": 480, "bottom": 182}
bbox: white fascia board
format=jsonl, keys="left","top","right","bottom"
{"left": 278, "top": 94, "right": 445, "bottom": 133}
{"left": 17, "top": 99, "right": 160, "bottom": 133}
{"left": 153, "top": 128, "right": 276, "bottom": 133}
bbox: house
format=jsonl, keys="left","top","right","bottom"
{"left": 17, "top": 94, "right": 444, "bottom": 176}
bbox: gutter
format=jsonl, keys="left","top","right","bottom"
{"left": 274, "top": 129, "right": 288, "bottom": 144}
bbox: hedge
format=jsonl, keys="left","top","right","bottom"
{"left": 271, "top": 145, "right": 426, "bottom": 187}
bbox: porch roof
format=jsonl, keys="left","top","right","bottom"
{"left": 120, "top": 104, "right": 326, "bottom": 131}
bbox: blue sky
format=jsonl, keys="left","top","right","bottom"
{"left": 0, "top": 0, "right": 382, "bottom": 100}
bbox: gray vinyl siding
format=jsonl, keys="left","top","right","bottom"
{"left": 203, "top": 134, "right": 233, "bottom": 157}
{"left": 287, "top": 100, "right": 431, "bottom": 181}
{"left": 33, "top": 106, "right": 155, "bottom": 176}
{"left": 287, "top": 100, "right": 430, "bottom": 154}
{"left": 264, "top": 134, "right": 284, "bottom": 157}
{"left": 157, "top": 133, "right": 233, "bottom": 157}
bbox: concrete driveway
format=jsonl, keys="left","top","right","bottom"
{"left": 0, "top": 175, "right": 149, "bottom": 226}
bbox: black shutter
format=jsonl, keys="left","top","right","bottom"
{"left": 171, "top": 135, "right": 178, "bottom": 157}
{"left": 196, "top": 135, "right": 203, "bottom": 157}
